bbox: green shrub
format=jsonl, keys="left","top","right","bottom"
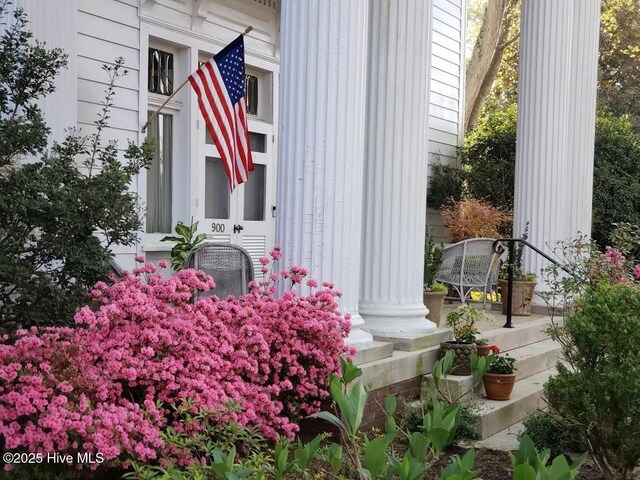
{"left": 0, "top": 4, "right": 152, "bottom": 329}
{"left": 519, "top": 410, "right": 582, "bottom": 459}
{"left": 428, "top": 108, "right": 640, "bottom": 250}
{"left": 545, "top": 281, "right": 640, "bottom": 479}
{"left": 592, "top": 113, "right": 640, "bottom": 248}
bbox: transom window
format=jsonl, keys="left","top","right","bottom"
{"left": 148, "top": 48, "right": 174, "bottom": 95}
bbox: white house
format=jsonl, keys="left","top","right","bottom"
{"left": 12, "top": 0, "right": 599, "bottom": 348}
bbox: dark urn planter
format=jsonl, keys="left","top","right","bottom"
{"left": 483, "top": 373, "right": 516, "bottom": 400}
{"left": 439, "top": 341, "right": 477, "bottom": 375}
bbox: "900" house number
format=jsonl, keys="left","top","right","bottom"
{"left": 211, "top": 222, "right": 225, "bottom": 233}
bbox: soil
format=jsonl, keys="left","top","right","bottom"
{"left": 422, "top": 446, "right": 607, "bottom": 480}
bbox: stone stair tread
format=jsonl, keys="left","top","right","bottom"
{"left": 475, "top": 367, "right": 556, "bottom": 439}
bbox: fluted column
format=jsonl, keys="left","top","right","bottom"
{"left": 566, "top": 0, "right": 600, "bottom": 238}
{"left": 513, "top": 0, "right": 574, "bottom": 277}
{"left": 276, "top": 1, "right": 373, "bottom": 348}
{"left": 359, "top": 0, "right": 436, "bottom": 335}
{"left": 514, "top": 0, "right": 600, "bottom": 279}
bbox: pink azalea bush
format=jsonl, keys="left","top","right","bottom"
{"left": 589, "top": 246, "right": 640, "bottom": 287}
{"left": 0, "top": 248, "right": 352, "bottom": 467}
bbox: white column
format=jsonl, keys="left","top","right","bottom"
{"left": 514, "top": 0, "right": 600, "bottom": 277}
{"left": 359, "top": 0, "right": 436, "bottom": 335}
{"left": 276, "top": 0, "right": 373, "bottom": 348}
{"left": 566, "top": 0, "right": 600, "bottom": 238}
{"left": 513, "top": 0, "right": 574, "bottom": 277}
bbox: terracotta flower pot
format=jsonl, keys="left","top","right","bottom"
{"left": 476, "top": 344, "right": 492, "bottom": 356}
{"left": 423, "top": 291, "right": 447, "bottom": 327}
{"left": 439, "top": 341, "right": 477, "bottom": 376}
{"left": 499, "top": 280, "right": 537, "bottom": 316}
{"left": 483, "top": 373, "right": 516, "bottom": 400}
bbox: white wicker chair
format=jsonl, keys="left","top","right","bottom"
{"left": 184, "top": 243, "right": 255, "bottom": 300}
{"left": 435, "top": 238, "right": 504, "bottom": 307}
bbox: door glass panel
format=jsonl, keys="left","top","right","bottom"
{"left": 205, "top": 157, "right": 230, "bottom": 219}
{"left": 249, "top": 132, "right": 267, "bottom": 153}
{"left": 205, "top": 128, "right": 214, "bottom": 145}
{"left": 244, "top": 164, "right": 266, "bottom": 221}
{"left": 146, "top": 113, "right": 172, "bottom": 232}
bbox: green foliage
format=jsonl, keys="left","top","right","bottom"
{"left": 445, "top": 305, "right": 492, "bottom": 343}
{"left": 438, "top": 450, "right": 480, "bottom": 480}
{"left": 430, "top": 282, "right": 448, "bottom": 293}
{"left": 424, "top": 228, "right": 445, "bottom": 289}
{"left": 486, "top": 354, "right": 517, "bottom": 374}
{"left": 510, "top": 436, "right": 585, "bottom": 480}
{"left": 544, "top": 281, "right": 640, "bottom": 479}
{"left": 592, "top": 113, "right": 640, "bottom": 248}
{"left": 426, "top": 160, "right": 465, "bottom": 210}
{"left": 161, "top": 219, "right": 207, "bottom": 270}
{"left": 0, "top": 14, "right": 153, "bottom": 330}
{"left": 0, "top": 3, "right": 68, "bottom": 167}
{"left": 459, "top": 105, "right": 518, "bottom": 210}
{"left": 609, "top": 222, "right": 640, "bottom": 261}
{"left": 519, "top": 410, "right": 582, "bottom": 460}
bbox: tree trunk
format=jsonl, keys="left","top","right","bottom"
{"left": 465, "top": 0, "right": 518, "bottom": 133}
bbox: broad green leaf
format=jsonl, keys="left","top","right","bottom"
{"left": 363, "top": 436, "right": 389, "bottom": 478}
{"left": 307, "top": 411, "right": 346, "bottom": 433}
{"left": 512, "top": 463, "right": 537, "bottom": 480}
{"left": 327, "top": 443, "right": 343, "bottom": 474}
{"left": 385, "top": 394, "right": 397, "bottom": 415}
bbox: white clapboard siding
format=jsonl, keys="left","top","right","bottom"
{"left": 15, "top": 0, "right": 78, "bottom": 147}
{"left": 428, "top": 0, "right": 466, "bottom": 243}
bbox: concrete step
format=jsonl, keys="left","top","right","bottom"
{"left": 353, "top": 341, "right": 394, "bottom": 365}
{"left": 479, "top": 317, "right": 560, "bottom": 353}
{"left": 421, "top": 338, "right": 561, "bottom": 402}
{"left": 373, "top": 328, "right": 452, "bottom": 352}
{"left": 475, "top": 368, "right": 555, "bottom": 439}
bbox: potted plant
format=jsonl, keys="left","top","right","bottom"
{"left": 483, "top": 353, "right": 517, "bottom": 400}
{"left": 439, "top": 305, "right": 493, "bottom": 375}
{"left": 475, "top": 338, "right": 499, "bottom": 357}
{"left": 499, "top": 223, "right": 538, "bottom": 316}
{"left": 423, "top": 228, "right": 447, "bottom": 326}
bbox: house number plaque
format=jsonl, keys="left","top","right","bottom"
{"left": 211, "top": 222, "right": 226, "bottom": 233}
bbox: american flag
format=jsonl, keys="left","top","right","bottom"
{"left": 188, "top": 35, "right": 253, "bottom": 191}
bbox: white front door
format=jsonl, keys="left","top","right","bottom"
{"left": 198, "top": 64, "right": 277, "bottom": 273}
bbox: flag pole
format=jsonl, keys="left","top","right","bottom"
{"left": 141, "top": 25, "right": 254, "bottom": 133}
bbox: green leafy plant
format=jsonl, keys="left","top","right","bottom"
{"left": 424, "top": 228, "right": 445, "bottom": 291}
{"left": 0, "top": 3, "right": 153, "bottom": 329}
{"left": 161, "top": 219, "right": 207, "bottom": 270}
{"left": 519, "top": 410, "right": 582, "bottom": 460}
{"left": 486, "top": 354, "right": 517, "bottom": 374}
{"left": 510, "top": 435, "right": 585, "bottom": 480}
{"left": 544, "top": 281, "right": 640, "bottom": 479}
{"left": 445, "top": 305, "right": 492, "bottom": 343}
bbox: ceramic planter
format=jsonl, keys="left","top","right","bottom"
{"left": 499, "top": 280, "right": 537, "bottom": 316}
{"left": 423, "top": 291, "right": 447, "bottom": 327}
{"left": 476, "top": 344, "right": 492, "bottom": 356}
{"left": 483, "top": 372, "right": 516, "bottom": 400}
{"left": 439, "top": 341, "right": 477, "bottom": 375}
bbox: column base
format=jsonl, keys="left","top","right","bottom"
{"left": 344, "top": 312, "right": 374, "bottom": 349}
{"left": 360, "top": 302, "right": 437, "bottom": 335}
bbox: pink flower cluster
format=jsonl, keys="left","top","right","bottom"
{"left": 590, "top": 246, "right": 640, "bottom": 287}
{"left": 0, "top": 249, "right": 352, "bottom": 466}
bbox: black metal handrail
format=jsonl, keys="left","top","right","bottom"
{"left": 492, "top": 238, "right": 571, "bottom": 329}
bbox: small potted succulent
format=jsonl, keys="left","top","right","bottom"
{"left": 483, "top": 353, "right": 517, "bottom": 400}
{"left": 499, "top": 222, "right": 538, "bottom": 316}
{"left": 423, "top": 228, "right": 447, "bottom": 326}
{"left": 439, "top": 304, "right": 493, "bottom": 375}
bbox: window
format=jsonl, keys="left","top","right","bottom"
{"left": 148, "top": 48, "right": 174, "bottom": 95}
{"left": 146, "top": 113, "right": 173, "bottom": 232}
{"left": 245, "top": 74, "right": 258, "bottom": 115}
